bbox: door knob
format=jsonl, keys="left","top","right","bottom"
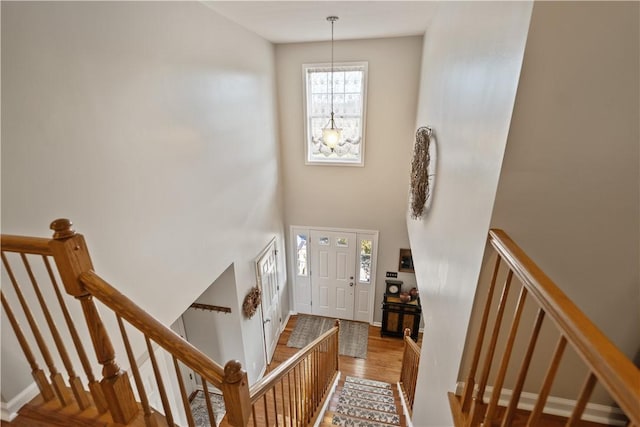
{"left": 264, "top": 318, "right": 271, "bottom": 324}
{"left": 349, "top": 282, "right": 354, "bottom": 287}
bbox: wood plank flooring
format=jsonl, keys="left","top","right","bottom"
{"left": 269, "top": 315, "right": 423, "bottom": 386}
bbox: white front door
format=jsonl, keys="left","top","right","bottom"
{"left": 309, "top": 230, "right": 357, "bottom": 320}
{"left": 256, "top": 239, "right": 280, "bottom": 364}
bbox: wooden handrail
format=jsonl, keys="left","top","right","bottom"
{"left": 79, "top": 270, "right": 226, "bottom": 388}
{"left": 488, "top": 229, "right": 640, "bottom": 424}
{"left": 249, "top": 325, "right": 339, "bottom": 402}
{"left": 1, "top": 235, "right": 52, "bottom": 255}
{"left": 403, "top": 330, "right": 421, "bottom": 356}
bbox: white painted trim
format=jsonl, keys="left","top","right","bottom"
{"left": 290, "top": 225, "right": 378, "bottom": 235}
{"left": 396, "top": 382, "right": 414, "bottom": 427}
{"left": 314, "top": 371, "right": 341, "bottom": 427}
{"left": 0, "top": 382, "right": 39, "bottom": 421}
{"left": 372, "top": 321, "right": 382, "bottom": 328}
{"left": 454, "top": 382, "right": 627, "bottom": 426}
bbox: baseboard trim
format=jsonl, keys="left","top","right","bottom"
{"left": 1, "top": 382, "right": 39, "bottom": 422}
{"left": 455, "top": 382, "right": 626, "bottom": 426}
{"left": 282, "top": 311, "right": 294, "bottom": 332}
{"left": 314, "top": 371, "right": 341, "bottom": 427}
{"left": 396, "top": 382, "right": 414, "bottom": 427}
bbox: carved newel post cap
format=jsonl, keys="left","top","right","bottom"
{"left": 224, "top": 360, "right": 245, "bottom": 383}
{"left": 50, "top": 218, "right": 76, "bottom": 240}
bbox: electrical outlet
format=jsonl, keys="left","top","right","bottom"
{"left": 386, "top": 271, "right": 398, "bottom": 278}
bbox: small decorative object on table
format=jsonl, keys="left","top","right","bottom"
{"left": 399, "top": 292, "right": 411, "bottom": 303}
{"left": 409, "top": 287, "right": 419, "bottom": 301}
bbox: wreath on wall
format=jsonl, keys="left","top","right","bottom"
{"left": 242, "top": 286, "right": 262, "bottom": 319}
{"left": 410, "top": 126, "right": 434, "bottom": 219}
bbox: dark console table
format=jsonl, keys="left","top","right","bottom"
{"left": 381, "top": 294, "right": 421, "bottom": 341}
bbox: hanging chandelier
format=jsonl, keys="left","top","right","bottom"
{"left": 322, "top": 16, "right": 341, "bottom": 150}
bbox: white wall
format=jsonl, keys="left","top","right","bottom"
{"left": 1, "top": 1, "right": 285, "bottom": 400}
{"left": 181, "top": 264, "right": 245, "bottom": 371}
{"left": 275, "top": 36, "right": 423, "bottom": 322}
{"left": 406, "top": 2, "right": 533, "bottom": 426}
{"left": 485, "top": 1, "right": 639, "bottom": 401}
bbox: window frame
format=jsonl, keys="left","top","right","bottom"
{"left": 301, "top": 61, "right": 368, "bottom": 167}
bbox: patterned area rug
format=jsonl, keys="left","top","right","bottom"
{"left": 286, "top": 315, "right": 369, "bottom": 359}
{"left": 190, "top": 389, "right": 226, "bottom": 427}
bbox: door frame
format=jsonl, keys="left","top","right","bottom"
{"left": 255, "top": 237, "right": 281, "bottom": 365}
{"left": 289, "top": 225, "right": 379, "bottom": 324}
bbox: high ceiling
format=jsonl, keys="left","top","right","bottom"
{"left": 203, "top": 1, "right": 440, "bottom": 44}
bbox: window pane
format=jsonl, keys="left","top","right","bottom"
{"left": 296, "top": 235, "right": 308, "bottom": 276}
{"left": 318, "top": 237, "right": 330, "bottom": 246}
{"left": 360, "top": 239, "right": 372, "bottom": 283}
{"left": 336, "top": 237, "right": 348, "bottom": 247}
{"left": 304, "top": 63, "right": 367, "bottom": 165}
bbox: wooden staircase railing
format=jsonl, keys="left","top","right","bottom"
{"left": 1, "top": 218, "right": 338, "bottom": 427}
{"left": 450, "top": 229, "right": 640, "bottom": 426}
{"left": 248, "top": 322, "right": 340, "bottom": 427}
{"left": 399, "top": 328, "right": 420, "bottom": 414}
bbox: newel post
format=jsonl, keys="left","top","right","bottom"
{"left": 221, "top": 360, "right": 252, "bottom": 427}
{"left": 48, "top": 219, "right": 139, "bottom": 424}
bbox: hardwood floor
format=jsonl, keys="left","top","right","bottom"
{"left": 268, "top": 315, "right": 423, "bottom": 386}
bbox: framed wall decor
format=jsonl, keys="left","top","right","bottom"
{"left": 398, "top": 248, "right": 414, "bottom": 273}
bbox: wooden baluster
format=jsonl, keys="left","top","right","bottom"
{"left": 202, "top": 379, "right": 216, "bottom": 427}
{"left": 287, "top": 371, "right": 294, "bottom": 427}
{"left": 280, "top": 380, "right": 287, "bottom": 427}
{"left": 173, "top": 356, "right": 195, "bottom": 427}
{"left": 526, "top": 336, "right": 567, "bottom": 427}
{"left": 251, "top": 400, "right": 258, "bottom": 427}
{"left": 0, "top": 291, "right": 55, "bottom": 401}
{"left": 501, "top": 308, "right": 545, "bottom": 427}
{"left": 293, "top": 364, "right": 299, "bottom": 427}
{"left": 221, "top": 360, "right": 251, "bottom": 427}
{"left": 48, "top": 219, "right": 138, "bottom": 424}
{"left": 469, "top": 269, "right": 513, "bottom": 425}
{"left": 263, "top": 393, "right": 270, "bottom": 427}
{"left": 145, "top": 336, "right": 174, "bottom": 426}
{"left": 461, "top": 255, "right": 501, "bottom": 412}
{"left": 334, "top": 320, "right": 340, "bottom": 373}
{"left": 1, "top": 252, "right": 65, "bottom": 404}
{"left": 483, "top": 286, "right": 528, "bottom": 426}
{"left": 117, "top": 316, "right": 157, "bottom": 427}
{"left": 43, "top": 256, "right": 106, "bottom": 412}
{"left": 20, "top": 253, "right": 75, "bottom": 406}
{"left": 566, "top": 373, "right": 597, "bottom": 426}
{"left": 272, "top": 384, "right": 279, "bottom": 427}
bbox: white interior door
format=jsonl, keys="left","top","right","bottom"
{"left": 256, "top": 239, "right": 280, "bottom": 364}
{"left": 310, "top": 230, "right": 357, "bottom": 320}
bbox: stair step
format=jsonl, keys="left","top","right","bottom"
{"left": 329, "top": 411, "right": 400, "bottom": 427}
{"left": 338, "top": 387, "right": 396, "bottom": 405}
{"left": 342, "top": 382, "right": 394, "bottom": 396}
{"left": 345, "top": 376, "right": 392, "bottom": 390}
{"left": 337, "top": 395, "right": 397, "bottom": 414}
{"left": 335, "top": 403, "right": 401, "bottom": 425}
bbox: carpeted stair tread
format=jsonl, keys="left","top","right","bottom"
{"left": 331, "top": 412, "right": 399, "bottom": 427}
{"left": 342, "top": 382, "right": 394, "bottom": 396}
{"left": 338, "top": 395, "right": 397, "bottom": 414}
{"left": 335, "top": 403, "right": 401, "bottom": 425}
{"left": 339, "top": 387, "right": 396, "bottom": 404}
{"left": 345, "top": 376, "right": 392, "bottom": 390}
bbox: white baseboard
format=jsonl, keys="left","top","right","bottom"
{"left": 1, "top": 382, "right": 39, "bottom": 422}
{"left": 314, "top": 371, "right": 341, "bottom": 427}
{"left": 281, "top": 311, "right": 294, "bottom": 332}
{"left": 396, "top": 382, "right": 414, "bottom": 427}
{"left": 455, "top": 382, "right": 626, "bottom": 426}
